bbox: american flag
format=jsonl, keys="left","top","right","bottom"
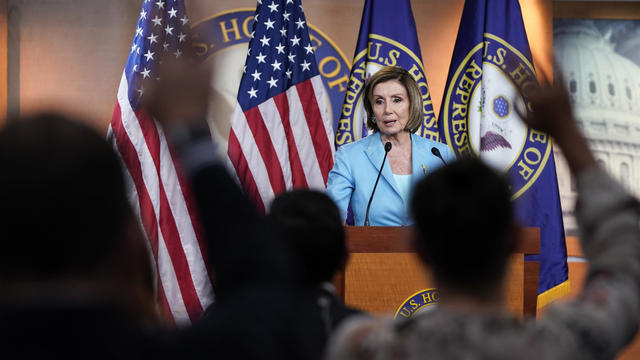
{"left": 228, "top": 0, "right": 335, "bottom": 212}
{"left": 107, "top": 0, "right": 214, "bottom": 325}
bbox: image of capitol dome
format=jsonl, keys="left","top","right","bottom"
{"left": 554, "top": 19, "right": 640, "bottom": 234}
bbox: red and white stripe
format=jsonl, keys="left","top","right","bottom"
{"left": 108, "top": 71, "right": 214, "bottom": 325}
{"left": 228, "top": 75, "right": 335, "bottom": 212}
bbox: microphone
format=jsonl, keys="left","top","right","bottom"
{"left": 431, "top": 147, "right": 447, "bottom": 166}
{"left": 364, "top": 141, "right": 392, "bottom": 226}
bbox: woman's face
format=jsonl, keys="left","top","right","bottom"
{"left": 371, "top": 79, "right": 410, "bottom": 138}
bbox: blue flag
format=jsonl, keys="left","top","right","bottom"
{"left": 438, "top": 0, "right": 569, "bottom": 308}
{"left": 336, "top": 0, "right": 438, "bottom": 148}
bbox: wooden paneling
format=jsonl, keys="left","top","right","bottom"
{"left": 565, "top": 236, "right": 583, "bottom": 257}
{"left": 340, "top": 227, "right": 539, "bottom": 317}
{"left": 344, "top": 253, "right": 432, "bottom": 314}
{"left": 344, "top": 252, "right": 526, "bottom": 317}
{"left": 346, "top": 226, "right": 414, "bottom": 253}
{"left": 524, "top": 261, "right": 540, "bottom": 317}
{"left": 0, "top": 0, "right": 6, "bottom": 127}
{"left": 567, "top": 261, "right": 588, "bottom": 299}
{"left": 565, "top": 236, "right": 589, "bottom": 300}
{"left": 554, "top": 2, "right": 640, "bottom": 20}
{"left": 503, "top": 254, "right": 526, "bottom": 316}
{"left": 345, "top": 226, "right": 540, "bottom": 254}
{"left": 521, "top": 0, "right": 554, "bottom": 81}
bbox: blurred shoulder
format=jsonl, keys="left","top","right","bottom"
{"left": 326, "top": 314, "right": 395, "bottom": 360}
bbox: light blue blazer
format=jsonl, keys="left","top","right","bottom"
{"left": 326, "top": 132, "right": 455, "bottom": 226}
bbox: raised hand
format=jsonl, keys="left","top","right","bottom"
{"left": 516, "top": 65, "right": 596, "bottom": 175}
{"left": 516, "top": 67, "right": 576, "bottom": 141}
{"left": 143, "top": 40, "right": 211, "bottom": 129}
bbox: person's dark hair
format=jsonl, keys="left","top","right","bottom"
{"left": 0, "top": 113, "right": 130, "bottom": 280}
{"left": 268, "top": 190, "right": 346, "bottom": 285}
{"left": 410, "top": 158, "right": 515, "bottom": 297}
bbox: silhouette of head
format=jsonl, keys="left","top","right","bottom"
{"left": 269, "top": 190, "right": 347, "bottom": 286}
{"left": 411, "top": 157, "right": 515, "bottom": 298}
{"left": 0, "top": 113, "right": 131, "bottom": 281}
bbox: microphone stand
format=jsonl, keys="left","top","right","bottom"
{"left": 364, "top": 141, "right": 392, "bottom": 226}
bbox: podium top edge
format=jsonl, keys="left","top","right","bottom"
{"left": 345, "top": 226, "right": 540, "bottom": 255}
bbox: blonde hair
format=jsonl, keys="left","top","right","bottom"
{"left": 363, "top": 66, "right": 423, "bottom": 133}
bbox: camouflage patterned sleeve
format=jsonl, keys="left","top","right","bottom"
{"left": 542, "top": 166, "right": 640, "bottom": 359}
{"left": 325, "top": 315, "right": 397, "bottom": 360}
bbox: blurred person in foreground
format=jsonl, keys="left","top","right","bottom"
{"left": 144, "top": 53, "right": 309, "bottom": 360}
{"left": 0, "top": 114, "right": 161, "bottom": 358}
{"left": 326, "top": 66, "right": 455, "bottom": 226}
{"left": 326, "top": 73, "right": 640, "bottom": 360}
{"left": 269, "top": 190, "right": 364, "bottom": 359}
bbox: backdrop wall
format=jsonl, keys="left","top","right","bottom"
{"left": 5, "top": 0, "right": 551, "bottom": 133}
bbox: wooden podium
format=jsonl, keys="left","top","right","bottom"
{"left": 335, "top": 226, "right": 540, "bottom": 317}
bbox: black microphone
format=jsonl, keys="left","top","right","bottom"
{"left": 364, "top": 141, "right": 392, "bottom": 226}
{"left": 431, "top": 147, "right": 447, "bottom": 166}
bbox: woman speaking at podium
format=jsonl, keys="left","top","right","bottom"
{"left": 326, "top": 66, "right": 454, "bottom": 226}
